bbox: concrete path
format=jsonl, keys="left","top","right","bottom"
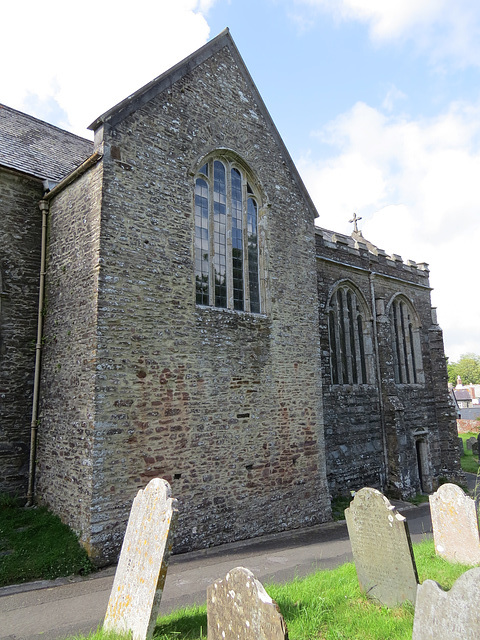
{"left": 0, "top": 501, "right": 433, "bottom": 640}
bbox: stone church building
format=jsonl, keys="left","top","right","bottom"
{"left": 0, "top": 30, "right": 460, "bottom": 564}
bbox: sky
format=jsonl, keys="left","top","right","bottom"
{"left": 3, "top": 0, "right": 480, "bottom": 362}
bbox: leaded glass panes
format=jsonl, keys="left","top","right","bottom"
{"left": 194, "top": 157, "right": 261, "bottom": 314}
{"left": 328, "top": 284, "right": 372, "bottom": 385}
{"left": 213, "top": 161, "right": 227, "bottom": 308}
{"left": 390, "top": 297, "right": 422, "bottom": 384}
{"left": 231, "top": 168, "right": 244, "bottom": 310}
{"left": 195, "top": 178, "right": 209, "bottom": 305}
{"left": 247, "top": 197, "right": 260, "bottom": 313}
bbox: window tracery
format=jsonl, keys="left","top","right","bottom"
{"left": 194, "top": 156, "right": 260, "bottom": 313}
{"left": 389, "top": 295, "right": 424, "bottom": 384}
{"left": 327, "top": 283, "right": 373, "bottom": 385}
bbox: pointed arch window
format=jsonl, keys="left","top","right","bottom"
{"left": 389, "top": 296, "right": 424, "bottom": 384}
{"left": 194, "top": 157, "right": 260, "bottom": 313}
{"left": 327, "top": 283, "right": 373, "bottom": 385}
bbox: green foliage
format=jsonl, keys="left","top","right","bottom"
{"left": 66, "top": 539, "right": 471, "bottom": 640}
{"left": 447, "top": 352, "right": 480, "bottom": 385}
{"left": 0, "top": 496, "right": 94, "bottom": 587}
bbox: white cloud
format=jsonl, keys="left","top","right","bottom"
{"left": 1, "top": 0, "right": 213, "bottom": 137}
{"left": 295, "top": 0, "right": 480, "bottom": 68}
{"left": 298, "top": 99, "right": 480, "bottom": 360}
{"left": 382, "top": 85, "right": 407, "bottom": 113}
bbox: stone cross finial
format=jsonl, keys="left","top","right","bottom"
{"left": 349, "top": 212, "right": 362, "bottom": 233}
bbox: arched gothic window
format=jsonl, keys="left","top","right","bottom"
{"left": 194, "top": 157, "right": 260, "bottom": 313}
{"left": 327, "top": 283, "right": 373, "bottom": 385}
{"left": 389, "top": 296, "right": 424, "bottom": 384}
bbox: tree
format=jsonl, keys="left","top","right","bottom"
{"left": 447, "top": 353, "right": 480, "bottom": 385}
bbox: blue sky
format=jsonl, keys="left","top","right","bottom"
{"left": 3, "top": 0, "right": 480, "bottom": 362}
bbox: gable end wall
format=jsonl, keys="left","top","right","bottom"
{"left": 83, "top": 45, "right": 330, "bottom": 563}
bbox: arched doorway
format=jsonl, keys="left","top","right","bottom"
{"left": 415, "top": 439, "right": 429, "bottom": 493}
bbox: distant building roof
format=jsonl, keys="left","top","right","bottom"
{"left": 459, "top": 407, "right": 480, "bottom": 420}
{"left": 454, "top": 389, "right": 472, "bottom": 401}
{"left": 0, "top": 104, "right": 93, "bottom": 182}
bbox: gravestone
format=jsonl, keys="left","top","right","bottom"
{"left": 429, "top": 483, "right": 480, "bottom": 565}
{"left": 473, "top": 441, "right": 479, "bottom": 456}
{"left": 345, "top": 487, "right": 418, "bottom": 607}
{"left": 466, "top": 436, "right": 476, "bottom": 451}
{"left": 103, "top": 478, "right": 178, "bottom": 640}
{"left": 458, "top": 437, "right": 464, "bottom": 457}
{"left": 412, "top": 567, "right": 480, "bottom": 639}
{"left": 207, "top": 567, "right": 288, "bottom": 640}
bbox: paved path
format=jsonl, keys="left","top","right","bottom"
{"left": 0, "top": 501, "right": 433, "bottom": 640}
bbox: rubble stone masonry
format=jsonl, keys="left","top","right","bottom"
{"left": 316, "top": 229, "right": 460, "bottom": 499}
{"left": 36, "top": 162, "right": 103, "bottom": 546}
{"left": 37, "top": 44, "right": 330, "bottom": 564}
{"left": 0, "top": 170, "right": 42, "bottom": 496}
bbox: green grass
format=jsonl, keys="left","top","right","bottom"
{"left": 0, "top": 495, "right": 94, "bottom": 587}
{"left": 407, "top": 493, "right": 430, "bottom": 506}
{"left": 459, "top": 432, "right": 480, "bottom": 473}
{"left": 68, "top": 539, "right": 472, "bottom": 640}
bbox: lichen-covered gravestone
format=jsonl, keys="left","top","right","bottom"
{"left": 412, "top": 567, "right": 480, "bottom": 639}
{"left": 345, "top": 487, "right": 418, "bottom": 607}
{"left": 207, "top": 567, "right": 289, "bottom": 640}
{"left": 103, "top": 478, "right": 178, "bottom": 640}
{"left": 429, "top": 483, "right": 480, "bottom": 565}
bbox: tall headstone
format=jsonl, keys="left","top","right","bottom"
{"left": 345, "top": 487, "right": 418, "bottom": 607}
{"left": 466, "top": 436, "right": 476, "bottom": 451}
{"left": 103, "top": 478, "right": 178, "bottom": 640}
{"left": 429, "top": 483, "right": 480, "bottom": 565}
{"left": 207, "top": 567, "right": 289, "bottom": 640}
{"left": 412, "top": 567, "right": 480, "bottom": 639}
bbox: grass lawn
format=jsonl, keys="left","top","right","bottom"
{"left": 68, "top": 538, "right": 471, "bottom": 640}
{"left": 459, "top": 431, "right": 480, "bottom": 474}
{"left": 1, "top": 471, "right": 477, "bottom": 639}
{"left": 0, "top": 495, "right": 94, "bottom": 587}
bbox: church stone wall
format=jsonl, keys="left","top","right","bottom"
{"left": 317, "top": 256, "right": 385, "bottom": 496}
{"left": 0, "top": 34, "right": 461, "bottom": 566}
{"left": 0, "top": 169, "right": 42, "bottom": 496}
{"left": 35, "top": 161, "right": 103, "bottom": 544}
{"left": 80, "top": 44, "right": 330, "bottom": 564}
{"left": 316, "top": 229, "right": 460, "bottom": 499}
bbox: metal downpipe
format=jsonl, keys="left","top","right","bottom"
{"left": 26, "top": 199, "right": 48, "bottom": 506}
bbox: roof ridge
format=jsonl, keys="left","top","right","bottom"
{"left": 87, "top": 28, "right": 318, "bottom": 221}
{"left": 0, "top": 103, "right": 92, "bottom": 143}
{"left": 88, "top": 28, "right": 231, "bottom": 131}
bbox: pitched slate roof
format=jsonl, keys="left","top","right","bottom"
{"left": 455, "top": 388, "right": 473, "bottom": 401}
{"left": 0, "top": 104, "right": 93, "bottom": 182}
{"left": 459, "top": 407, "right": 480, "bottom": 420}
